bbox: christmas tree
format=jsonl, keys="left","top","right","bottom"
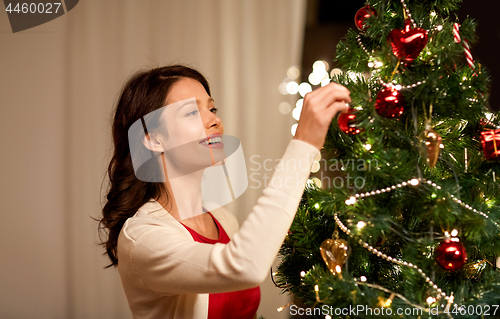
{"left": 276, "top": 0, "right": 500, "bottom": 318}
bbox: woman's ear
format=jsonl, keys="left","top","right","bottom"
{"left": 142, "top": 133, "right": 165, "bottom": 152}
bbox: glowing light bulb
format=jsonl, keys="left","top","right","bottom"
{"left": 296, "top": 99, "right": 303, "bottom": 108}
{"left": 311, "top": 160, "right": 320, "bottom": 173}
{"left": 278, "top": 102, "right": 291, "bottom": 114}
{"left": 286, "top": 81, "right": 299, "bottom": 94}
{"left": 292, "top": 107, "right": 302, "bottom": 121}
{"left": 298, "top": 82, "right": 312, "bottom": 97}
{"left": 287, "top": 66, "right": 300, "bottom": 80}
{"left": 313, "top": 60, "right": 328, "bottom": 71}
{"left": 345, "top": 196, "right": 357, "bottom": 205}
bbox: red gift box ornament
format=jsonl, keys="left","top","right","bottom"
{"left": 481, "top": 129, "right": 500, "bottom": 161}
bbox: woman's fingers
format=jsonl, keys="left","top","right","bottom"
{"left": 304, "top": 83, "right": 351, "bottom": 111}
{"left": 293, "top": 82, "right": 352, "bottom": 150}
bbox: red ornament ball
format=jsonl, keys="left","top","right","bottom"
{"left": 355, "top": 5, "right": 377, "bottom": 31}
{"left": 338, "top": 108, "right": 361, "bottom": 135}
{"left": 435, "top": 239, "right": 467, "bottom": 271}
{"left": 387, "top": 19, "right": 428, "bottom": 64}
{"left": 375, "top": 87, "right": 405, "bottom": 118}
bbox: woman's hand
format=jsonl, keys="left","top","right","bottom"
{"left": 293, "top": 82, "right": 351, "bottom": 150}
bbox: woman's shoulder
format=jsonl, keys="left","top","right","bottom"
{"left": 118, "top": 199, "right": 188, "bottom": 244}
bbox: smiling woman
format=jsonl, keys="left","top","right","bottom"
{"left": 99, "top": 64, "right": 350, "bottom": 319}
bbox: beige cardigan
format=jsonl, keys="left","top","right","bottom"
{"left": 117, "top": 139, "right": 319, "bottom": 319}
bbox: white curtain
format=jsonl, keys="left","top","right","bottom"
{"left": 0, "top": 1, "right": 306, "bottom": 318}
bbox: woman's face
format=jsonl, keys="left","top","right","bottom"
{"left": 156, "top": 77, "right": 225, "bottom": 174}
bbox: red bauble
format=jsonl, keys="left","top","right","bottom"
{"left": 375, "top": 88, "right": 405, "bottom": 118}
{"left": 435, "top": 239, "right": 467, "bottom": 271}
{"left": 480, "top": 129, "right": 500, "bottom": 161}
{"left": 355, "top": 5, "right": 377, "bottom": 31}
{"left": 338, "top": 108, "right": 361, "bottom": 135}
{"left": 387, "top": 20, "right": 428, "bottom": 64}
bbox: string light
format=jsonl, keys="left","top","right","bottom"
{"left": 377, "top": 77, "right": 425, "bottom": 90}
{"left": 335, "top": 265, "right": 342, "bottom": 274}
{"left": 345, "top": 196, "right": 357, "bottom": 205}
{"left": 277, "top": 302, "right": 293, "bottom": 312}
{"left": 385, "top": 293, "right": 395, "bottom": 307}
{"left": 355, "top": 279, "right": 453, "bottom": 314}
{"left": 346, "top": 177, "right": 499, "bottom": 229}
{"left": 332, "top": 177, "right": 500, "bottom": 304}
{"left": 315, "top": 284, "right": 321, "bottom": 302}
{"left": 334, "top": 213, "right": 449, "bottom": 300}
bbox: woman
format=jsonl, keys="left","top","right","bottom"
{"left": 100, "top": 65, "right": 350, "bottom": 319}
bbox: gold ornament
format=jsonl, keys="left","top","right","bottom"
{"left": 320, "top": 238, "right": 350, "bottom": 276}
{"left": 420, "top": 120, "right": 442, "bottom": 168}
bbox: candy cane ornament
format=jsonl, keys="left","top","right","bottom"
{"left": 453, "top": 23, "right": 475, "bottom": 70}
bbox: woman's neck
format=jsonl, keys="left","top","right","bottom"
{"left": 157, "top": 163, "right": 204, "bottom": 222}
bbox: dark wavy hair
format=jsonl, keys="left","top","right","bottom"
{"left": 99, "top": 64, "right": 211, "bottom": 267}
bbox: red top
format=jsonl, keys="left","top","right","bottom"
{"left": 181, "top": 212, "right": 261, "bottom": 319}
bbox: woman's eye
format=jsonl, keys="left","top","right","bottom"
{"left": 210, "top": 108, "right": 218, "bottom": 114}
{"left": 186, "top": 110, "right": 199, "bottom": 116}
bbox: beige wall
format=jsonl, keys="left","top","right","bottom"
{"left": 0, "top": 1, "right": 306, "bottom": 318}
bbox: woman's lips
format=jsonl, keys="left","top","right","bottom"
{"left": 199, "top": 135, "right": 224, "bottom": 149}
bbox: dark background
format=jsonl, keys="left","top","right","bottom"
{"left": 303, "top": 0, "right": 500, "bottom": 112}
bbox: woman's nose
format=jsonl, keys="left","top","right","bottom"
{"left": 206, "top": 113, "right": 221, "bottom": 128}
